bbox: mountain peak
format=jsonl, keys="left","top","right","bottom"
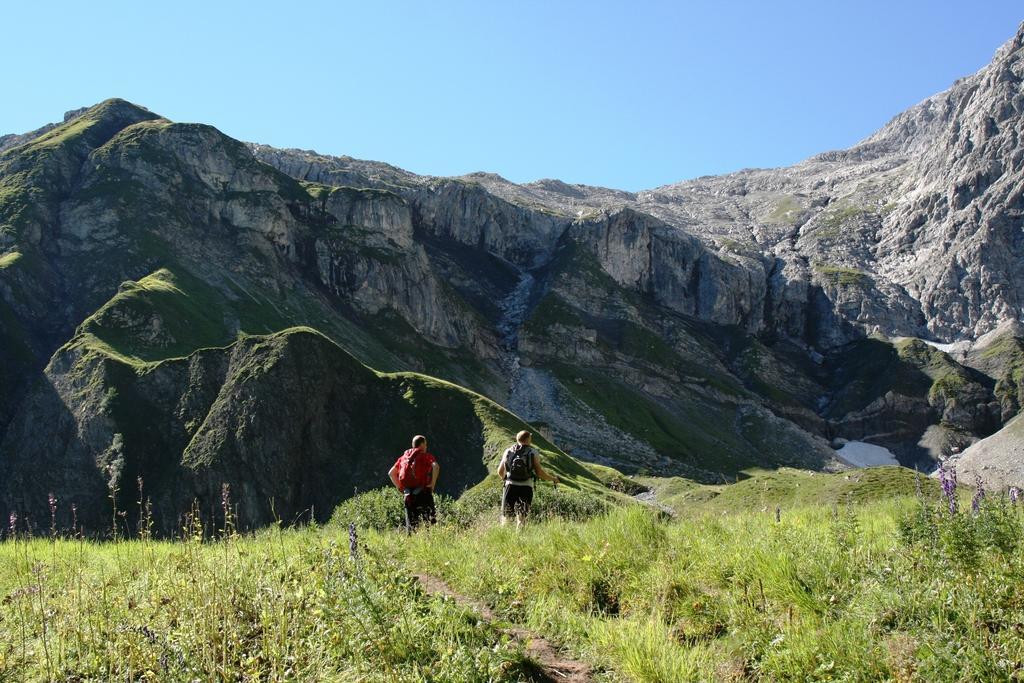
{"left": 1008, "top": 19, "right": 1024, "bottom": 50}
{"left": 75, "top": 98, "right": 161, "bottom": 133}
{"left": 1, "top": 98, "right": 160, "bottom": 157}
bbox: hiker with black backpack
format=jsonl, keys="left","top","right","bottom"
{"left": 498, "top": 430, "right": 559, "bottom": 529}
{"left": 388, "top": 435, "right": 440, "bottom": 533}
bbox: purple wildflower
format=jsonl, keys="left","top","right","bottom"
{"left": 939, "top": 463, "right": 958, "bottom": 515}
{"left": 971, "top": 475, "right": 985, "bottom": 515}
{"left": 71, "top": 503, "right": 78, "bottom": 533}
{"left": 8, "top": 511, "right": 17, "bottom": 536}
{"left": 1010, "top": 486, "right": 1021, "bottom": 505}
{"left": 349, "top": 522, "right": 359, "bottom": 560}
{"left": 48, "top": 493, "right": 58, "bottom": 535}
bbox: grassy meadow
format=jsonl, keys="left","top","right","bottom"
{"left": 2, "top": 469, "right": 1023, "bottom": 681}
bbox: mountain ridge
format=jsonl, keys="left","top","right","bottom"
{"left": 249, "top": 22, "right": 1024, "bottom": 345}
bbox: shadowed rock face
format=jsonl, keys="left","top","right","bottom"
{"left": 3, "top": 23, "right": 1024, "bottom": 529}
{"left": 0, "top": 329, "right": 501, "bottom": 533}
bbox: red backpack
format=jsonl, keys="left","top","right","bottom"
{"left": 397, "top": 448, "right": 431, "bottom": 490}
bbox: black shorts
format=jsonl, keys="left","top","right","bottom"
{"left": 404, "top": 489, "right": 436, "bottom": 532}
{"left": 502, "top": 483, "right": 534, "bottom": 516}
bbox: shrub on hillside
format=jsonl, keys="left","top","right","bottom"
{"left": 330, "top": 488, "right": 406, "bottom": 531}
{"left": 329, "top": 487, "right": 485, "bottom": 531}
{"left": 455, "top": 481, "right": 609, "bottom": 525}
{"left": 331, "top": 483, "right": 610, "bottom": 532}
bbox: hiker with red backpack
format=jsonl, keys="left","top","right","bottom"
{"left": 498, "top": 430, "right": 559, "bottom": 528}
{"left": 388, "top": 435, "right": 440, "bottom": 533}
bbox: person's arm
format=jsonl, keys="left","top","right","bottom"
{"left": 388, "top": 464, "right": 402, "bottom": 491}
{"left": 497, "top": 452, "right": 507, "bottom": 480}
{"left": 429, "top": 461, "right": 439, "bottom": 491}
{"left": 532, "top": 453, "right": 560, "bottom": 484}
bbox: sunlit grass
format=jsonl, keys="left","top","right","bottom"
{"left": 0, "top": 524, "right": 533, "bottom": 681}
{"left": 3, "top": 483, "right": 1023, "bottom": 681}
{"left": 377, "top": 496, "right": 1024, "bottom": 681}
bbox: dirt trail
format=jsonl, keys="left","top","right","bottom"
{"left": 413, "top": 573, "right": 594, "bottom": 683}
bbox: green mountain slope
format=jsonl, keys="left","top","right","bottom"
{"left": 0, "top": 316, "right": 605, "bottom": 532}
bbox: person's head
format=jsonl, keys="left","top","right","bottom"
{"left": 516, "top": 430, "right": 532, "bottom": 445}
{"left": 412, "top": 434, "right": 427, "bottom": 451}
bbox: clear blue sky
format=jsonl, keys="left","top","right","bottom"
{"left": 3, "top": 1, "right": 1021, "bottom": 190}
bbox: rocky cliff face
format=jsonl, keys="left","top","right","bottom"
{"left": 3, "top": 24, "right": 1024, "bottom": 529}
{"left": 256, "top": 24, "right": 1024, "bottom": 350}
{"left": 246, "top": 25, "right": 1024, "bottom": 478}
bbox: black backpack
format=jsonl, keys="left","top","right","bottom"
{"left": 505, "top": 444, "right": 534, "bottom": 482}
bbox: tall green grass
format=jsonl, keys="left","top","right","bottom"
{"left": 3, "top": 478, "right": 1023, "bottom": 681}
{"left": 0, "top": 524, "right": 535, "bottom": 681}
{"left": 379, "top": 494, "right": 1024, "bottom": 681}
